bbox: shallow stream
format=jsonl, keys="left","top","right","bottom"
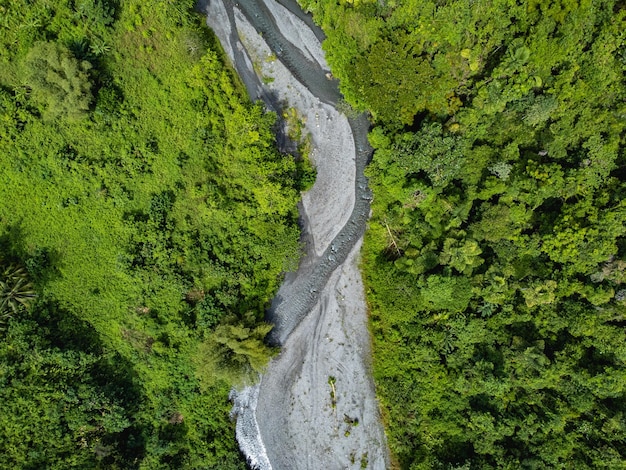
{"left": 201, "top": 1, "right": 388, "bottom": 467}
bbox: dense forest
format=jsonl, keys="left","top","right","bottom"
{"left": 301, "top": 0, "right": 626, "bottom": 468}
{"left": 0, "top": 0, "right": 311, "bottom": 468}
{"left": 4, "top": 0, "right": 626, "bottom": 468}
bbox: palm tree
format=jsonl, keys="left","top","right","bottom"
{"left": 0, "top": 261, "right": 36, "bottom": 324}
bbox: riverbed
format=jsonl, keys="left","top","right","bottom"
{"left": 199, "top": 0, "right": 390, "bottom": 467}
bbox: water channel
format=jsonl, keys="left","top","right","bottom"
{"left": 200, "top": 0, "right": 389, "bottom": 467}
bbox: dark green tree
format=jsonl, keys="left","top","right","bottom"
{"left": 0, "top": 260, "right": 35, "bottom": 326}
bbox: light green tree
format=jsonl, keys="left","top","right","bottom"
{"left": 440, "top": 238, "right": 484, "bottom": 275}
{"left": 195, "top": 314, "right": 276, "bottom": 387}
{"left": 23, "top": 41, "right": 93, "bottom": 121}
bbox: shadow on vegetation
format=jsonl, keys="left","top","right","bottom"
{"left": 0, "top": 225, "right": 150, "bottom": 467}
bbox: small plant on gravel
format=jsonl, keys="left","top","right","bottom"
{"left": 343, "top": 414, "right": 359, "bottom": 427}
{"left": 328, "top": 376, "right": 337, "bottom": 408}
{"left": 283, "top": 107, "right": 305, "bottom": 142}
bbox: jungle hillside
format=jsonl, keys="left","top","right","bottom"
{"left": 300, "top": 0, "right": 626, "bottom": 468}
{"left": 0, "top": 0, "right": 309, "bottom": 468}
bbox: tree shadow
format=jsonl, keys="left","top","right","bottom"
{"left": 0, "top": 224, "right": 148, "bottom": 467}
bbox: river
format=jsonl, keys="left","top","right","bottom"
{"left": 199, "top": 0, "right": 390, "bottom": 468}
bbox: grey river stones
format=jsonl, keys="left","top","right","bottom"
{"left": 199, "top": 0, "right": 390, "bottom": 468}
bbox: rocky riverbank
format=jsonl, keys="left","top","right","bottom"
{"left": 199, "top": 0, "right": 390, "bottom": 467}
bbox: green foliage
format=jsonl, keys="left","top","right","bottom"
{"left": 0, "top": 0, "right": 306, "bottom": 467}
{"left": 196, "top": 315, "right": 276, "bottom": 388}
{"left": 393, "top": 122, "right": 467, "bottom": 187}
{"left": 0, "top": 260, "right": 36, "bottom": 320}
{"left": 23, "top": 41, "right": 93, "bottom": 120}
{"left": 306, "top": 0, "right": 626, "bottom": 467}
{"left": 420, "top": 275, "right": 472, "bottom": 313}
{"left": 0, "top": 301, "right": 140, "bottom": 469}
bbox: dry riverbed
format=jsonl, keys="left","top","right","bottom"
{"left": 200, "top": 0, "right": 390, "bottom": 467}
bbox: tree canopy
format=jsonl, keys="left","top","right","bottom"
{"left": 23, "top": 41, "right": 93, "bottom": 120}
{"left": 304, "top": 0, "right": 626, "bottom": 467}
